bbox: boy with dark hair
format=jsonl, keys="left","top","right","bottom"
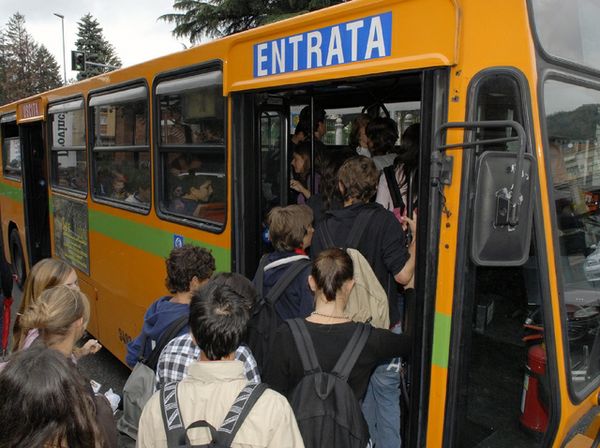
{"left": 311, "top": 155, "right": 416, "bottom": 448}
{"left": 138, "top": 282, "right": 303, "bottom": 447}
{"left": 125, "top": 244, "right": 215, "bottom": 367}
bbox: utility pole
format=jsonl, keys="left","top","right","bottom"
{"left": 53, "top": 13, "right": 67, "bottom": 85}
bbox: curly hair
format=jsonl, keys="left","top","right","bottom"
{"left": 165, "top": 244, "right": 215, "bottom": 293}
{"left": 337, "top": 156, "right": 379, "bottom": 203}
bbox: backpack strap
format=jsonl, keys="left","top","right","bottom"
{"left": 331, "top": 323, "right": 372, "bottom": 381}
{"left": 317, "top": 219, "right": 336, "bottom": 249}
{"left": 255, "top": 254, "right": 271, "bottom": 299}
{"left": 160, "top": 381, "right": 186, "bottom": 447}
{"left": 145, "top": 314, "right": 189, "bottom": 370}
{"left": 287, "top": 318, "right": 321, "bottom": 375}
{"left": 383, "top": 165, "right": 405, "bottom": 213}
{"left": 265, "top": 259, "right": 311, "bottom": 306}
{"left": 211, "top": 382, "right": 268, "bottom": 446}
{"left": 345, "top": 209, "right": 377, "bottom": 249}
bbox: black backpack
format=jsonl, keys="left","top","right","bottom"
{"left": 160, "top": 380, "right": 268, "bottom": 447}
{"left": 246, "top": 256, "right": 311, "bottom": 373}
{"left": 287, "top": 318, "right": 372, "bottom": 448}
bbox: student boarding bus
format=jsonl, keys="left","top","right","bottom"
{"left": 0, "top": 0, "right": 598, "bottom": 445}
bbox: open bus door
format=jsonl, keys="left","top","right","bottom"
{"left": 19, "top": 121, "right": 50, "bottom": 273}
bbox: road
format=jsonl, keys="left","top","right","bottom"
{"left": 3, "top": 281, "right": 135, "bottom": 447}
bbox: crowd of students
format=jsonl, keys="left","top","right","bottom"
{"left": 0, "top": 110, "right": 419, "bottom": 447}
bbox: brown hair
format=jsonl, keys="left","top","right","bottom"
{"left": 348, "top": 113, "right": 370, "bottom": 149}
{"left": 0, "top": 345, "right": 102, "bottom": 447}
{"left": 311, "top": 248, "right": 354, "bottom": 301}
{"left": 18, "top": 285, "right": 90, "bottom": 350}
{"left": 267, "top": 205, "right": 314, "bottom": 252}
{"left": 338, "top": 156, "right": 379, "bottom": 203}
{"left": 165, "top": 244, "right": 215, "bottom": 293}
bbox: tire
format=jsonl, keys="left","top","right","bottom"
{"left": 9, "top": 229, "right": 25, "bottom": 289}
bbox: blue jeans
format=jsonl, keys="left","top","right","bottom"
{"left": 362, "top": 325, "right": 402, "bottom": 448}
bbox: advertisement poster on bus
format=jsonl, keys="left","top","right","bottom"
{"left": 53, "top": 195, "right": 90, "bottom": 274}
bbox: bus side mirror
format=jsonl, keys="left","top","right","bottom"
{"left": 471, "top": 151, "right": 535, "bottom": 266}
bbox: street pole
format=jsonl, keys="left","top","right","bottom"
{"left": 53, "top": 13, "right": 67, "bottom": 85}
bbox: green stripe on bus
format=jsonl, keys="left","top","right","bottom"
{"left": 432, "top": 311, "right": 451, "bottom": 368}
{"left": 88, "top": 209, "right": 231, "bottom": 271}
{"left": 0, "top": 182, "right": 23, "bottom": 203}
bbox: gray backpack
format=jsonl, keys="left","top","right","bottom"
{"left": 117, "top": 315, "right": 188, "bottom": 440}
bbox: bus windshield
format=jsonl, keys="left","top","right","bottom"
{"left": 531, "top": 0, "right": 600, "bottom": 71}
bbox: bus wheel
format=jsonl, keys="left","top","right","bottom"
{"left": 9, "top": 229, "right": 25, "bottom": 289}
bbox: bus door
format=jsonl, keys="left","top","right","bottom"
{"left": 257, "top": 96, "right": 290, "bottom": 248}
{"left": 19, "top": 122, "right": 50, "bottom": 268}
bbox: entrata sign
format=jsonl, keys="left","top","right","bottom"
{"left": 254, "top": 12, "right": 392, "bottom": 77}
{"left": 17, "top": 98, "right": 44, "bottom": 123}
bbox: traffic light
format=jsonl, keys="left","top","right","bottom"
{"left": 71, "top": 50, "right": 86, "bottom": 71}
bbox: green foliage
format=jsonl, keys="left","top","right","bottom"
{"left": 0, "top": 13, "right": 63, "bottom": 105}
{"left": 160, "top": 0, "right": 344, "bottom": 42}
{"left": 75, "top": 13, "right": 122, "bottom": 81}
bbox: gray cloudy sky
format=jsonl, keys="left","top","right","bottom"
{"left": 0, "top": 0, "right": 188, "bottom": 81}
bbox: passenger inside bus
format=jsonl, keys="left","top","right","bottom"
{"left": 180, "top": 176, "right": 215, "bottom": 217}
{"left": 290, "top": 141, "right": 320, "bottom": 204}
{"left": 110, "top": 170, "right": 129, "bottom": 201}
{"left": 349, "top": 113, "right": 371, "bottom": 157}
{"left": 367, "top": 117, "right": 399, "bottom": 171}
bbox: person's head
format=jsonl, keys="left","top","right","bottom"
{"left": 299, "top": 105, "right": 327, "bottom": 139}
{"left": 19, "top": 285, "right": 90, "bottom": 352}
{"left": 291, "top": 142, "right": 311, "bottom": 176}
{"left": 188, "top": 177, "right": 214, "bottom": 202}
{"left": 0, "top": 345, "right": 101, "bottom": 448}
{"left": 209, "top": 272, "right": 258, "bottom": 310}
{"left": 309, "top": 248, "right": 354, "bottom": 303}
{"left": 112, "top": 171, "right": 127, "bottom": 192}
{"left": 319, "top": 150, "right": 354, "bottom": 211}
{"left": 268, "top": 204, "right": 314, "bottom": 251}
{"left": 395, "top": 123, "right": 420, "bottom": 171}
{"left": 366, "top": 117, "right": 399, "bottom": 156}
{"left": 189, "top": 282, "right": 251, "bottom": 360}
{"left": 337, "top": 156, "right": 379, "bottom": 204}
{"left": 21, "top": 259, "right": 78, "bottom": 312}
{"left": 349, "top": 114, "right": 371, "bottom": 150}
{"left": 165, "top": 244, "right": 215, "bottom": 294}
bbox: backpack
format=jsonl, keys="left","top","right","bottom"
{"left": 160, "top": 380, "right": 268, "bottom": 447}
{"left": 117, "top": 314, "right": 188, "bottom": 440}
{"left": 318, "top": 209, "right": 390, "bottom": 329}
{"left": 287, "top": 318, "right": 372, "bottom": 448}
{"left": 246, "top": 256, "right": 312, "bottom": 373}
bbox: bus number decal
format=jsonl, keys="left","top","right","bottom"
{"left": 118, "top": 328, "right": 132, "bottom": 345}
{"left": 254, "top": 12, "right": 392, "bottom": 77}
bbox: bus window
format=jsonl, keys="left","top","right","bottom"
{"left": 156, "top": 70, "right": 226, "bottom": 229}
{"left": 544, "top": 80, "right": 600, "bottom": 397}
{"left": 89, "top": 86, "right": 150, "bottom": 209}
{"left": 49, "top": 100, "right": 86, "bottom": 194}
{"left": 1, "top": 119, "right": 20, "bottom": 180}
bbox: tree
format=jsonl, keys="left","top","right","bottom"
{"left": 31, "top": 45, "right": 62, "bottom": 93}
{"left": 160, "top": 0, "right": 345, "bottom": 42}
{"left": 74, "top": 13, "right": 122, "bottom": 81}
{"left": 0, "top": 13, "right": 62, "bottom": 105}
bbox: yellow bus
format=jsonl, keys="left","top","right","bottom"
{"left": 0, "top": 0, "right": 598, "bottom": 445}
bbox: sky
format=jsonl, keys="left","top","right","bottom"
{"left": 0, "top": 0, "right": 190, "bottom": 82}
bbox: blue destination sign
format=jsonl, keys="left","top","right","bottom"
{"left": 254, "top": 12, "right": 392, "bottom": 77}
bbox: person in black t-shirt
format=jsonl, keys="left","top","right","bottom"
{"left": 264, "top": 248, "right": 411, "bottom": 400}
{"left": 310, "top": 156, "right": 416, "bottom": 448}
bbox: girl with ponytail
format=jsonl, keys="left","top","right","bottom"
{"left": 265, "top": 247, "right": 412, "bottom": 401}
